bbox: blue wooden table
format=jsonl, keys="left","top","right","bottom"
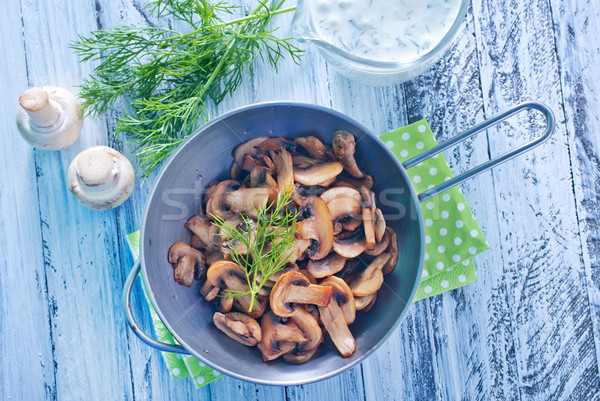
{"left": 2, "top": 0, "right": 599, "bottom": 399}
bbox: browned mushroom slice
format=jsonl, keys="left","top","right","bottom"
{"left": 307, "top": 252, "right": 347, "bottom": 279}
{"left": 296, "top": 197, "right": 334, "bottom": 260}
{"left": 359, "top": 187, "right": 377, "bottom": 250}
{"left": 206, "top": 180, "right": 241, "bottom": 220}
{"left": 374, "top": 208, "right": 386, "bottom": 242}
{"left": 318, "top": 295, "right": 355, "bottom": 357}
{"left": 185, "top": 215, "right": 215, "bottom": 251}
{"left": 233, "top": 296, "right": 268, "bottom": 319}
{"left": 382, "top": 228, "right": 398, "bottom": 275}
{"left": 289, "top": 306, "right": 323, "bottom": 351}
{"left": 283, "top": 347, "right": 319, "bottom": 364}
{"left": 233, "top": 136, "right": 268, "bottom": 167}
{"left": 224, "top": 186, "right": 278, "bottom": 217}
{"left": 365, "top": 227, "right": 391, "bottom": 256}
{"left": 270, "top": 148, "right": 294, "bottom": 193}
{"left": 257, "top": 311, "right": 307, "bottom": 361}
{"left": 321, "top": 276, "right": 356, "bottom": 324}
{"left": 320, "top": 186, "right": 361, "bottom": 204}
{"left": 327, "top": 196, "right": 362, "bottom": 233}
{"left": 257, "top": 137, "right": 297, "bottom": 153}
{"left": 213, "top": 312, "right": 262, "bottom": 346}
{"left": 292, "top": 154, "right": 321, "bottom": 169}
{"left": 333, "top": 174, "right": 374, "bottom": 190}
{"left": 270, "top": 271, "right": 333, "bottom": 317}
{"left": 333, "top": 228, "right": 367, "bottom": 258}
{"left": 294, "top": 136, "right": 334, "bottom": 159}
{"left": 241, "top": 154, "right": 259, "bottom": 172}
{"left": 335, "top": 258, "right": 361, "bottom": 284}
{"left": 267, "top": 263, "right": 300, "bottom": 284}
{"left": 206, "top": 261, "right": 258, "bottom": 315}
{"left": 168, "top": 241, "right": 206, "bottom": 286}
{"left": 255, "top": 153, "right": 275, "bottom": 172}
{"left": 349, "top": 253, "right": 391, "bottom": 296}
{"left": 297, "top": 268, "right": 318, "bottom": 284}
{"left": 203, "top": 180, "right": 219, "bottom": 209}
{"left": 230, "top": 161, "right": 243, "bottom": 180}
{"left": 216, "top": 295, "right": 234, "bottom": 313}
{"left": 190, "top": 235, "right": 203, "bottom": 250}
{"left": 294, "top": 162, "right": 344, "bottom": 186}
{"left": 201, "top": 280, "right": 220, "bottom": 301}
{"left": 205, "top": 249, "right": 225, "bottom": 265}
{"left": 332, "top": 130, "right": 364, "bottom": 178}
{"left": 250, "top": 165, "right": 277, "bottom": 188}
{"left": 356, "top": 292, "right": 377, "bottom": 312}
{"left": 279, "top": 238, "right": 311, "bottom": 264}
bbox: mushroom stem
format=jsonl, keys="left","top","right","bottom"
{"left": 287, "top": 285, "right": 333, "bottom": 307}
{"left": 319, "top": 300, "right": 355, "bottom": 357}
{"left": 19, "top": 87, "right": 63, "bottom": 129}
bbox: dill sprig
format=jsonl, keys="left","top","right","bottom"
{"left": 211, "top": 188, "right": 297, "bottom": 312}
{"left": 71, "top": 0, "right": 302, "bottom": 177}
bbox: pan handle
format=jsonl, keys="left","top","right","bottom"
{"left": 401, "top": 101, "right": 555, "bottom": 202}
{"left": 122, "top": 259, "right": 191, "bottom": 354}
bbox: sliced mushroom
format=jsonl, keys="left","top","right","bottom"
{"left": 359, "top": 187, "right": 377, "bottom": 250}
{"left": 333, "top": 228, "right": 367, "bottom": 258}
{"left": 213, "top": 312, "right": 262, "bottom": 346}
{"left": 349, "top": 253, "right": 391, "bottom": 296}
{"left": 293, "top": 183, "right": 327, "bottom": 205}
{"left": 320, "top": 186, "right": 361, "bottom": 204}
{"left": 257, "top": 137, "right": 297, "bottom": 154}
{"left": 335, "top": 258, "right": 361, "bottom": 284}
{"left": 280, "top": 238, "right": 311, "bottom": 264}
{"left": 270, "top": 271, "right": 333, "bottom": 318}
{"left": 332, "top": 130, "right": 364, "bottom": 178}
{"left": 283, "top": 307, "right": 323, "bottom": 363}
{"left": 333, "top": 174, "right": 374, "bottom": 190}
{"left": 233, "top": 136, "right": 268, "bottom": 167}
{"left": 216, "top": 295, "right": 234, "bottom": 313}
{"left": 292, "top": 154, "right": 321, "bottom": 168}
{"left": 230, "top": 161, "right": 243, "bottom": 181}
{"left": 296, "top": 197, "right": 334, "bottom": 260}
{"left": 283, "top": 347, "right": 319, "bottom": 364}
{"left": 364, "top": 227, "right": 391, "bottom": 256}
{"left": 200, "top": 280, "right": 220, "bottom": 301}
{"left": 203, "top": 181, "right": 219, "bottom": 209}
{"left": 257, "top": 311, "right": 307, "bottom": 361}
{"left": 321, "top": 276, "right": 355, "bottom": 325}
{"left": 206, "top": 180, "right": 241, "bottom": 220}
{"left": 294, "top": 162, "right": 344, "bottom": 186}
{"left": 327, "top": 196, "right": 362, "bottom": 233}
{"left": 318, "top": 292, "right": 355, "bottom": 357}
{"left": 382, "top": 228, "right": 398, "bottom": 275}
{"left": 270, "top": 148, "right": 294, "bottom": 193}
{"left": 206, "top": 261, "right": 261, "bottom": 316}
{"left": 374, "top": 208, "right": 386, "bottom": 242}
{"left": 356, "top": 292, "right": 377, "bottom": 312}
{"left": 224, "top": 186, "right": 278, "bottom": 217}
{"left": 168, "top": 241, "right": 206, "bottom": 286}
{"left": 185, "top": 215, "right": 215, "bottom": 251}
{"left": 268, "top": 263, "right": 300, "bottom": 283}
{"left": 307, "top": 252, "right": 347, "bottom": 279}
{"left": 250, "top": 165, "right": 277, "bottom": 188}
{"left": 294, "top": 136, "right": 333, "bottom": 159}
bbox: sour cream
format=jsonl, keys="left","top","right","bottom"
{"left": 309, "top": 0, "right": 463, "bottom": 62}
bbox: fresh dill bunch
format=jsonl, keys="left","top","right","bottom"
{"left": 71, "top": 0, "right": 302, "bottom": 177}
{"left": 210, "top": 188, "right": 298, "bottom": 312}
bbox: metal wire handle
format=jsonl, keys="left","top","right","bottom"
{"left": 402, "top": 101, "right": 556, "bottom": 202}
{"left": 122, "top": 259, "right": 191, "bottom": 354}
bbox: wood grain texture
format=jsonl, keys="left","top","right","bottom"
{"left": 1, "top": 0, "right": 600, "bottom": 400}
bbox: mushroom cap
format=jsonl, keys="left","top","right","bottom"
{"left": 168, "top": 241, "right": 206, "bottom": 287}
{"left": 306, "top": 252, "right": 347, "bottom": 279}
{"left": 213, "top": 312, "right": 262, "bottom": 346}
{"left": 332, "top": 228, "right": 367, "bottom": 258}
{"left": 296, "top": 197, "right": 334, "bottom": 260}
{"left": 233, "top": 136, "right": 268, "bottom": 166}
{"left": 349, "top": 253, "right": 391, "bottom": 296}
{"left": 332, "top": 130, "right": 364, "bottom": 178}
{"left": 206, "top": 261, "right": 260, "bottom": 314}
{"left": 270, "top": 271, "right": 333, "bottom": 318}
{"left": 270, "top": 148, "right": 294, "bottom": 193}
{"left": 293, "top": 162, "right": 344, "bottom": 186}
{"left": 382, "top": 228, "right": 398, "bottom": 275}
{"left": 17, "top": 86, "right": 83, "bottom": 150}
{"left": 321, "top": 275, "right": 356, "bottom": 325}
{"left": 67, "top": 146, "right": 135, "bottom": 211}
{"left": 185, "top": 215, "right": 215, "bottom": 251}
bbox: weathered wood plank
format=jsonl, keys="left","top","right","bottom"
{"left": 16, "top": 0, "right": 136, "bottom": 399}
{"left": 0, "top": 2, "right": 56, "bottom": 400}
{"left": 549, "top": 0, "right": 600, "bottom": 378}
{"left": 472, "top": 0, "right": 600, "bottom": 399}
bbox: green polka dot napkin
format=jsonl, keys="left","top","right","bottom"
{"left": 378, "top": 119, "right": 489, "bottom": 300}
{"left": 124, "top": 118, "right": 488, "bottom": 384}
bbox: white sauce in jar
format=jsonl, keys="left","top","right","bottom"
{"left": 309, "top": 0, "right": 463, "bottom": 62}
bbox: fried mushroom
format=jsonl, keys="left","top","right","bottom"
{"left": 213, "top": 312, "right": 262, "bottom": 346}
{"left": 332, "top": 130, "right": 364, "bottom": 178}
{"left": 257, "top": 311, "right": 307, "bottom": 361}
{"left": 294, "top": 162, "right": 344, "bottom": 186}
{"left": 168, "top": 242, "right": 205, "bottom": 287}
{"left": 349, "top": 253, "right": 391, "bottom": 297}
{"left": 296, "top": 197, "right": 334, "bottom": 260}
{"left": 270, "top": 271, "right": 333, "bottom": 318}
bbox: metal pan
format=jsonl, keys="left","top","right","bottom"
{"left": 123, "top": 101, "right": 554, "bottom": 385}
